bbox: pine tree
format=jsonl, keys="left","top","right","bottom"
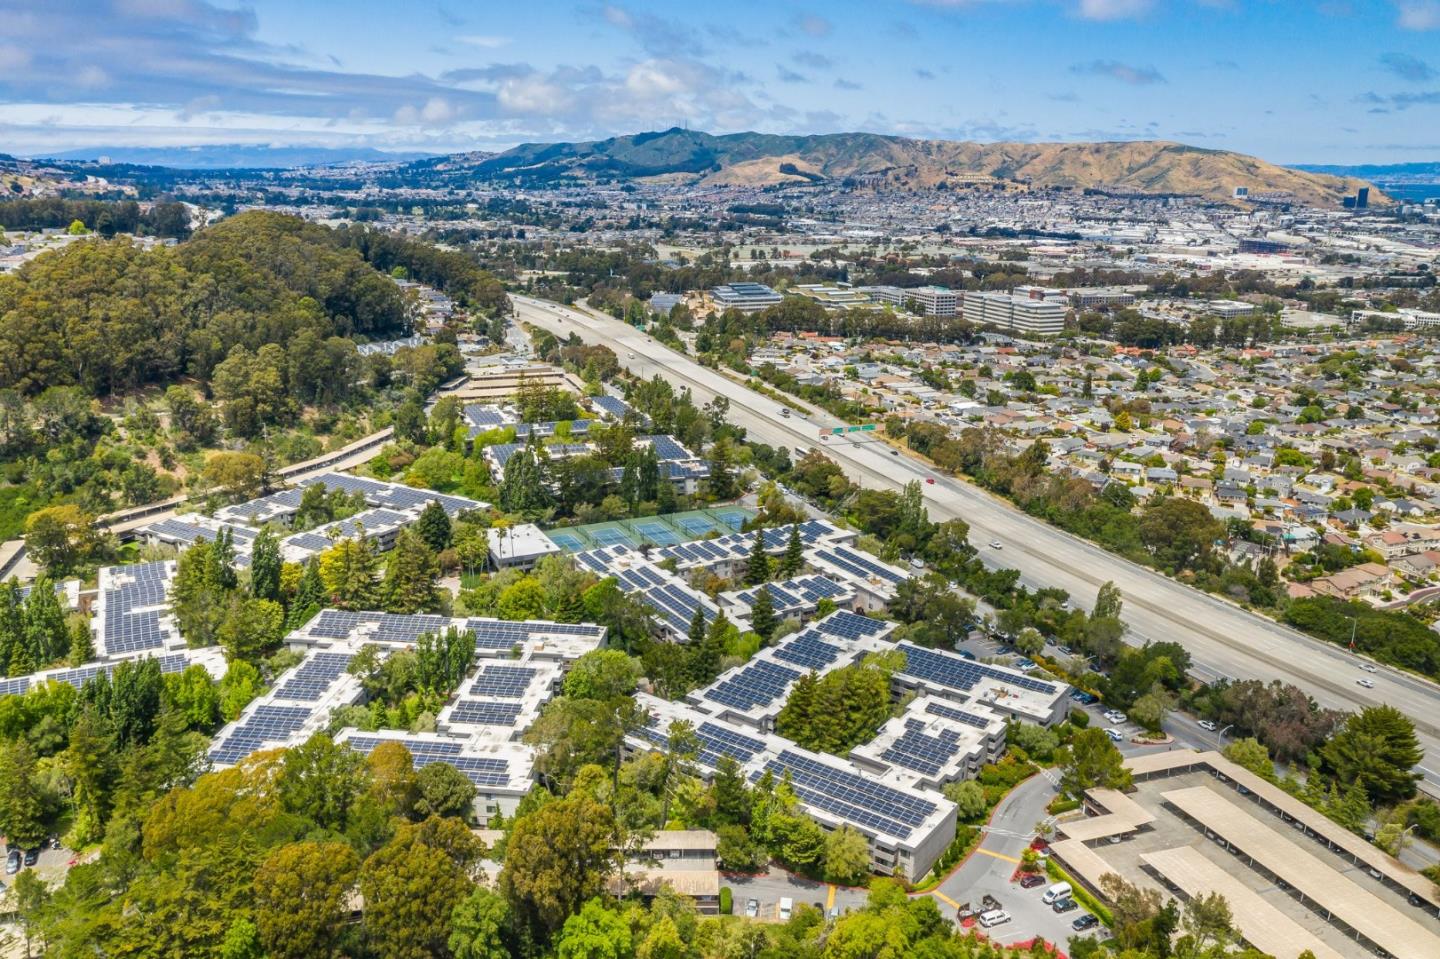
{"left": 707, "top": 438, "right": 737, "bottom": 500}
{"left": 687, "top": 606, "right": 706, "bottom": 645}
{"left": 23, "top": 577, "right": 68, "bottom": 667}
{"left": 249, "top": 529, "right": 282, "bottom": 601}
{"left": 381, "top": 529, "right": 439, "bottom": 614}
{"left": 637, "top": 445, "right": 661, "bottom": 503}
{"left": 67, "top": 617, "right": 94, "bottom": 666}
{"left": 415, "top": 501, "right": 452, "bottom": 552}
{"left": 743, "top": 530, "right": 771, "bottom": 586}
{"left": 750, "top": 585, "right": 777, "bottom": 642}
{"left": 0, "top": 580, "right": 24, "bottom": 676}
{"left": 319, "top": 537, "right": 378, "bottom": 610}
{"left": 287, "top": 560, "right": 325, "bottom": 629}
{"left": 554, "top": 588, "right": 586, "bottom": 625}
{"left": 0, "top": 740, "right": 47, "bottom": 848}
{"left": 779, "top": 523, "right": 804, "bottom": 578}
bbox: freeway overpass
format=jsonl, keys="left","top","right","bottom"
{"left": 515, "top": 293, "right": 1440, "bottom": 794}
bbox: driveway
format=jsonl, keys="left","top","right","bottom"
{"left": 925, "top": 773, "right": 1099, "bottom": 948}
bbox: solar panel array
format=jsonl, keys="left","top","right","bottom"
{"left": 147, "top": 516, "right": 258, "bottom": 548}
{"left": 814, "top": 610, "right": 887, "bottom": 640}
{"left": 813, "top": 546, "right": 909, "bottom": 586}
{"left": 880, "top": 720, "right": 965, "bottom": 777}
{"left": 98, "top": 562, "right": 176, "bottom": 654}
{"left": 487, "top": 443, "right": 523, "bottom": 468}
{"left": 734, "top": 575, "right": 848, "bottom": 616}
{"left": 897, "top": 642, "right": 1060, "bottom": 695}
{"left": 463, "top": 617, "right": 604, "bottom": 651}
{"left": 642, "top": 435, "right": 693, "bottom": 462}
{"left": 449, "top": 700, "right": 523, "bottom": 727}
{"left": 307, "top": 609, "right": 382, "bottom": 639}
{"left": 467, "top": 664, "right": 538, "bottom": 698}
{"left": 344, "top": 735, "right": 513, "bottom": 786}
{"left": 514, "top": 419, "right": 591, "bottom": 439}
{"left": 705, "top": 659, "right": 801, "bottom": 711}
{"left": 589, "top": 395, "right": 633, "bottom": 419}
{"left": 463, "top": 404, "right": 508, "bottom": 428}
{"left": 274, "top": 652, "right": 353, "bottom": 702}
{"left": 209, "top": 704, "right": 314, "bottom": 765}
{"left": 772, "top": 630, "right": 844, "bottom": 670}
{"left": 758, "top": 750, "right": 938, "bottom": 840}
{"left": 924, "top": 699, "right": 997, "bottom": 729}
{"left": 636, "top": 716, "right": 768, "bottom": 770}
{"left": 374, "top": 613, "right": 450, "bottom": 644}
{"left": 0, "top": 676, "right": 29, "bottom": 697}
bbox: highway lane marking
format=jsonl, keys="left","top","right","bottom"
{"left": 973, "top": 848, "right": 1022, "bottom": 865}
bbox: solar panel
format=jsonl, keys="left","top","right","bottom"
{"left": 275, "top": 652, "right": 354, "bottom": 702}
{"left": 373, "top": 613, "right": 448, "bottom": 644}
{"left": 307, "top": 609, "right": 377, "bottom": 639}
{"left": 925, "top": 700, "right": 997, "bottom": 729}
{"left": 209, "top": 704, "right": 313, "bottom": 765}
{"left": 467, "top": 665, "right": 538, "bottom": 698}
{"left": 881, "top": 721, "right": 964, "bottom": 777}
{"left": 898, "top": 642, "right": 1060, "bottom": 695}
{"left": 756, "top": 750, "right": 938, "bottom": 840}
{"left": 0, "top": 677, "right": 30, "bottom": 697}
{"left": 448, "top": 700, "right": 523, "bottom": 727}
{"left": 773, "top": 631, "right": 843, "bottom": 670}
{"left": 814, "top": 610, "right": 886, "bottom": 640}
{"left": 705, "top": 659, "right": 801, "bottom": 711}
{"left": 344, "top": 734, "right": 512, "bottom": 785}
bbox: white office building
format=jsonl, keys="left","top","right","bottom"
{"left": 962, "top": 291, "right": 1067, "bottom": 337}
{"left": 862, "top": 285, "right": 959, "bottom": 318}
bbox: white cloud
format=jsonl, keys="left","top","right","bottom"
{"left": 1395, "top": 0, "right": 1440, "bottom": 29}
{"left": 456, "top": 35, "right": 511, "bottom": 49}
{"left": 1076, "top": 0, "right": 1153, "bottom": 20}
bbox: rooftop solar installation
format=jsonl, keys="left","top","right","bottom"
{"left": 274, "top": 652, "right": 353, "bottom": 702}
{"left": 757, "top": 750, "right": 938, "bottom": 841}
{"left": 463, "top": 404, "right": 508, "bottom": 427}
{"left": 642, "top": 435, "right": 692, "bottom": 462}
{"left": 448, "top": 700, "right": 524, "bottom": 727}
{"left": 208, "top": 704, "right": 313, "bottom": 765}
{"left": 924, "top": 700, "right": 997, "bottom": 729}
{"left": 0, "top": 677, "right": 30, "bottom": 697}
{"left": 589, "top": 395, "right": 632, "bottom": 418}
{"left": 467, "top": 665, "right": 538, "bottom": 698}
{"left": 813, "top": 610, "right": 886, "bottom": 640}
{"left": 344, "top": 735, "right": 513, "bottom": 787}
{"left": 897, "top": 642, "right": 1059, "bottom": 695}
{"left": 772, "top": 631, "right": 844, "bottom": 670}
{"left": 374, "top": 613, "right": 450, "bottom": 644}
{"left": 880, "top": 720, "right": 964, "bottom": 777}
{"left": 705, "top": 659, "right": 801, "bottom": 711}
{"left": 307, "top": 609, "right": 382, "bottom": 639}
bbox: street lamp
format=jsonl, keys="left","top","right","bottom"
{"left": 1216, "top": 724, "right": 1233, "bottom": 751}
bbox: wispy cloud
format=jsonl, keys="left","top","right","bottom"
{"left": 1075, "top": 0, "right": 1153, "bottom": 21}
{"left": 834, "top": 78, "right": 863, "bottom": 91}
{"left": 1380, "top": 51, "right": 1436, "bottom": 80}
{"left": 776, "top": 65, "right": 808, "bottom": 84}
{"left": 457, "top": 35, "right": 512, "bottom": 49}
{"left": 793, "top": 50, "right": 833, "bottom": 69}
{"left": 1070, "top": 60, "right": 1167, "bottom": 85}
{"left": 1394, "top": 1, "right": 1440, "bottom": 30}
{"left": 792, "top": 13, "right": 833, "bottom": 37}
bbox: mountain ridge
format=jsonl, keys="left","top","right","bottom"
{"left": 406, "top": 128, "right": 1380, "bottom": 206}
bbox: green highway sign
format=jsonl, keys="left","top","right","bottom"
{"left": 826, "top": 424, "right": 877, "bottom": 434}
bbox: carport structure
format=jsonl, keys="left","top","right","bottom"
{"left": 1162, "top": 785, "right": 1440, "bottom": 959}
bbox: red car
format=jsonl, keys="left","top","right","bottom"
{"left": 925, "top": 478, "right": 935, "bottom": 485}
{"left": 1019, "top": 874, "right": 1045, "bottom": 888}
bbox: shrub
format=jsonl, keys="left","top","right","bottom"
{"left": 1069, "top": 708, "right": 1090, "bottom": 728}
{"left": 719, "top": 886, "right": 732, "bottom": 915}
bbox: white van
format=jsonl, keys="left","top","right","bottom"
{"left": 778, "top": 897, "right": 793, "bottom": 920}
{"left": 1042, "top": 881, "right": 1072, "bottom": 905}
{"left": 978, "top": 909, "right": 1011, "bottom": 928}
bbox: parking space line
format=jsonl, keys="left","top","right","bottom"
{"left": 973, "top": 848, "right": 1022, "bottom": 865}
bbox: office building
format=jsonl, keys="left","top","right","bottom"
{"left": 962, "top": 291, "right": 1067, "bottom": 337}
{"left": 861, "top": 285, "right": 959, "bottom": 317}
{"left": 711, "top": 282, "right": 783, "bottom": 313}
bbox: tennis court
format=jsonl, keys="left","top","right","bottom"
{"left": 542, "top": 507, "right": 756, "bottom": 553}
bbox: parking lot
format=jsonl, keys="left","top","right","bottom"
{"left": 723, "top": 865, "right": 869, "bottom": 920}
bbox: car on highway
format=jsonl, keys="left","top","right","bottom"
{"left": 779, "top": 407, "right": 790, "bottom": 417}
{"left": 890, "top": 449, "right": 899, "bottom": 456}
{"left": 989, "top": 540, "right": 1003, "bottom": 549}
{"left": 925, "top": 477, "right": 935, "bottom": 484}
{"left": 1072, "top": 914, "right": 1099, "bottom": 931}
{"left": 1198, "top": 719, "right": 1217, "bottom": 731}
{"left": 1357, "top": 678, "right": 1375, "bottom": 689}
{"left": 1019, "top": 874, "right": 1046, "bottom": 889}
{"left": 627, "top": 352, "right": 636, "bottom": 358}
{"left": 744, "top": 899, "right": 759, "bottom": 918}
{"left": 1359, "top": 663, "right": 1377, "bottom": 673}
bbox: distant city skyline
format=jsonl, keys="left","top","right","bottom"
{"left": 0, "top": 0, "right": 1437, "bottom": 164}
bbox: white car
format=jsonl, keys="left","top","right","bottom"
{"left": 1198, "top": 720, "right": 1217, "bottom": 731}
{"left": 1106, "top": 728, "right": 1124, "bottom": 743}
{"left": 1356, "top": 678, "right": 1375, "bottom": 689}
{"left": 627, "top": 352, "right": 636, "bottom": 358}
{"left": 1106, "top": 712, "right": 1127, "bottom": 725}
{"left": 989, "top": 540, "right": 1003, "bottom": 550}
{"left": 1359, "top": 663, "right": 1377, "bottom": 673}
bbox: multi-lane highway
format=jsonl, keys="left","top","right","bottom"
{"left": 515, "top": 293, "right": 1440, "bottom": 792}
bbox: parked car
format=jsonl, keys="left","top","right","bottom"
{"left": 5, "top": 850, "right": 19, "bottom": 875}
{"left": 1106, "top": 728, "right": 1124, "bottom": 743}
{"left": 778, "top": 897, "right": 793, "bottom": 921}
{"left": 22, "top": 849, "right": 37, "bottom": 867}
{"left": 978, "top": 909, "right": 1011, "bottom": 928}
{"left": 1052, "top": 898, "right": 1078, "bottom": 914}
{"left": 1019, "top": 874, "right": 1046, "bottom": 889}
{"left": 1072, "top": 914, "right": 1099, "bottom": 931}
{"left": 745, "top": 899, "right": 759, "bottom": 918}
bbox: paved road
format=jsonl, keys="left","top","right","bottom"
{"left": 514, "top": 294, "right": 1440, "bottom": 793}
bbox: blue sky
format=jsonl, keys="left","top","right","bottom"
{"left": 0, "top": 0, "right": 1437, "bottom": 164}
